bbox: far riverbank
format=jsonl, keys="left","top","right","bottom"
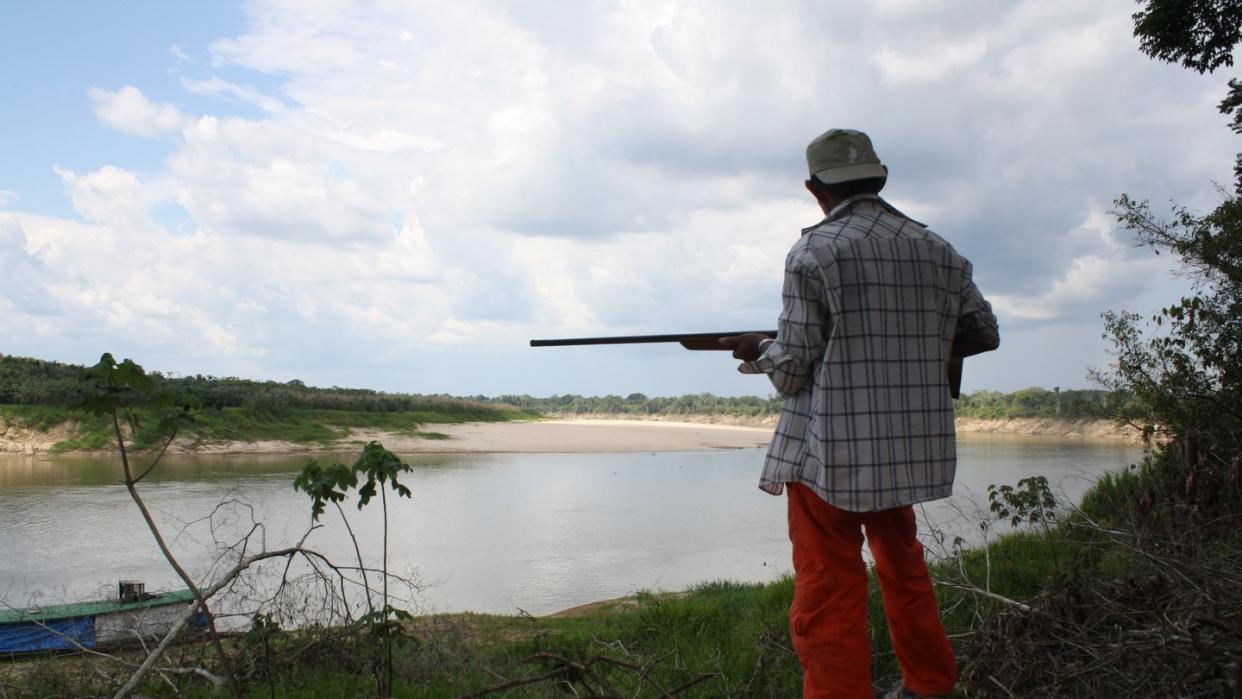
{"left": 544, "top": 412, "right": 1138, "bottom": 441}
{"left": 0, "top": 413, "right": 1137, "bottom": 456}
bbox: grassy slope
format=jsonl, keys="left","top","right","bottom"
{"left": 337, "top": 532, "right": 1056, "bottom": 697}
{"left": 72, "top": 530, "right": 1053, "bottom": 698}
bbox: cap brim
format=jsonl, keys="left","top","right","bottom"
{"left": 811, "top": 162, "right": 888, "bottom": 184}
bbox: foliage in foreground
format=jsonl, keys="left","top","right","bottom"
{"left": 960, "top": 457, "right": 1242, "bottom": 697}
{"left": 958, "top": 2, "right": 1242, "bottom": 695}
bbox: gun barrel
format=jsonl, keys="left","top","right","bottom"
{"left": 530, "top": 331, "right": 776, "bottom": 348}
{"left": 532, "top": 331, "right": 965, "bottom": 398}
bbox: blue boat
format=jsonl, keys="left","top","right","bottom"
{"left": 0, "top": 582, "right": 207, "bottom": 655}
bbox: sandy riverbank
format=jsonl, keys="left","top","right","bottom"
{"left": 0, "top": 415, "right": 1137, "bottom": 456}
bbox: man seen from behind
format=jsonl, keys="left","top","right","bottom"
{"left": 721, "top": 128, "right": 1000, "bottom": 699}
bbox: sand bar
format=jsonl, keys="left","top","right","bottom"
{"left": 349, "top": 419, "right": 772, "bottom": 454}
{"left": 423, "top": 419, "right": 774, "bottom": 453}
{"left": 169, "top": 419, "right": 775, "bottom": 456}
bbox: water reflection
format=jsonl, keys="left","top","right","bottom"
{"left": 0, "top": 436, "right": 1141, "bottom": 615}
{"left": 0, "top": 452, "right": 480, "bottom": 488}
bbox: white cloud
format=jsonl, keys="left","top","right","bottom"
{"left": 987, "top": 203, "right": 1179, "bottom": 322}
{"left": 316, "top": 126, "right": 442, "bottom": 154}
{"left": 182, "top": 77, "right": 286, "bottom": 113}
{"left": 1, "top": 0, "right": 1233, "bottom": 393}
{"left": 874, "top": 37, "right": 989, "bottom": 85}
{"left": 991, "top": 254, "right": 1159, "bottom": 321}
{"left": 54, "top": 165, "right": 163, "bottom": 234}
{"left": 88, "top": 86, "right": 186, "bottom": 137}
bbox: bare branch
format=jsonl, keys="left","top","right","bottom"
{"left": 932, "top": 579, "right": 1035, "bottom": 614}
{"left": 114, "top": 534, "right": 332, "bottom": 698}
{"left": 110, "top": 408, "right": 240, "bottom": 698}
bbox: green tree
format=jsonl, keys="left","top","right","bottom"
{"left": 76, "top": 354, "right": 242, "bottom": 698}
{"left": 294, "top": 441, "right": 414, "bottom": 697}
{"left": 1133, "top": 0, "right": 1242, "bottom": 189}
{"left": 1100, "top": 0, "right": 1242, "bottom": 509}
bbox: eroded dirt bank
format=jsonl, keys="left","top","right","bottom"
{"left": 953, "top": 417, "right": 1138, "bottom": 440}
{"left": 553, "top": 413, "right": 1137, "bottom": 440}
{"left": 0, "top": 417, "right": 79, "bottom": 455}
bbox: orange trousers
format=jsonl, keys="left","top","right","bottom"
{"left": 786, "top": 483, "right": 957, "bottom": 698}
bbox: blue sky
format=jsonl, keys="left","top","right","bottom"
{"left": 0, "top": 0, "right": 1235, "bottom": 397}
{"left": 2, "top": 3, "right": 238, "bottom": 214}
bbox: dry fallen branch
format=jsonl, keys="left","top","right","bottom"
{"left": 932, "top": 579, "right": 1035, "bottom": 614}
{"left": 114, "top": 529, "right": 327, "bottom": 699}
{"left": 459, "top": 666, "right": 570, "bottom": 698}
{"left": 464, "top": 650, "right": 721, "bottom": 698}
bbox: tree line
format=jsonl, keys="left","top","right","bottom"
{"left": 953, "top": 386, "right": 1137, "bottom": 421}
{"left": 1, "top": 353, "right": 1135, "bottom": 422}
{"left": 0, "top": 354, "right": 500, "bottom": 419}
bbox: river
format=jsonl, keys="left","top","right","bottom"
{"left": 0, "top": 434, "right": 1141, "bottom": 617}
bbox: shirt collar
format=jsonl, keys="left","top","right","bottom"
{"left": 827, "top": 193, "right": 882, "bottom": 220}
{"left": 801, "top": 193, "right": 926, "bottom": 235}
{"left": 801, "top": 193, "right": 884, "bottom": 235}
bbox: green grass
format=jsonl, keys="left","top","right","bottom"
{"left": 97, "top": 581, "right": 809, "bottom": 698}
{"left": 4, "top": 547, "right": 1057, "bottom": 698}
{"left": 10, "top": 527, "right": 1069, "bottom": 698}
{"left": 184, "top": 407, "right": 533, "bottom": 447}
{"left": 0, "top": 404, "right": 83, "bottom": 430}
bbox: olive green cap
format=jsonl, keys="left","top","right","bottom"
{"left": 805, "top": 128, "right": 888, "bottom": 184}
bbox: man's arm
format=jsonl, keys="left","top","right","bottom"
{"left": 954, "top": 260, "right": 1000, "bottom": 357}
{"left": 723, "top": 256, "right": 828, "bottom": 397}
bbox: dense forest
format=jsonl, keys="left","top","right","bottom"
{"left": 0, "top": 353, "right": 491, "bottom": 418}
{"left": 0, "top": 352, "right": 1128, "bottom": 422}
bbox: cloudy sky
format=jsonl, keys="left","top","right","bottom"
{"left": 0, "top": 0, "right": 1235, "bottom": 397}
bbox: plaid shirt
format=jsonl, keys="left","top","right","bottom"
{"left": 741, "top": 194, "right": 998, "bottom": 511}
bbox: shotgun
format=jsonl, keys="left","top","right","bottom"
{"left": 530, "top": 330, "right": 778, "bottom": 351}
{"left": 530, "top": 331, "right": 966, "bottom": 398}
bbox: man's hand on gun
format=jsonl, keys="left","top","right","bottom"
{"left": 717, "top": 333, "right": 773, "bottom": 362}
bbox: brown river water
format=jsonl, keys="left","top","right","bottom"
{"left": 0, "top": 434, "right": 1141, "bottom": 616}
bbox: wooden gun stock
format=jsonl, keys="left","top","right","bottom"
{"left": 531, "top": 332, "right": 965, "bottom": 398}
{"left": 948, "top": 356, "right": 963, "bottom": 400}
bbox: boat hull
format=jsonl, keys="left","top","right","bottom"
{"left": 0, "top": 590, "right": 206, "bottom": 656}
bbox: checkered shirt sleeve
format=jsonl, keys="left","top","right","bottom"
{"left": 740, "top": 194, "right": 998, "bottom": 512}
